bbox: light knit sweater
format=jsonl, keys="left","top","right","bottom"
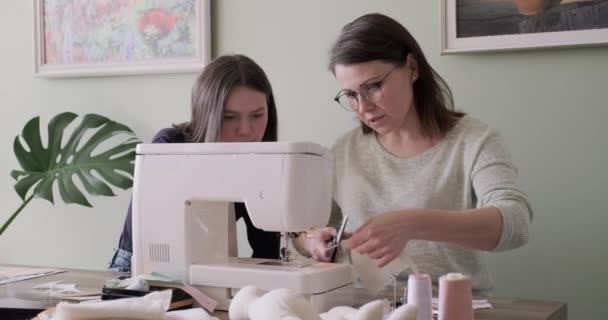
{"left": 331, "top": 116, "right": 532, "bottom": 295}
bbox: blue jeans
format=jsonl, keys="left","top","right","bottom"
{"left": 108, "top": 248, "right": 132, "bottom": 273}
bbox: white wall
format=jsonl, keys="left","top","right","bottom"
{"left": 1, "top": 1, "right": 606, "bottom": 318}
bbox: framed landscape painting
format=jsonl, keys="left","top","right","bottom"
{"left": 442, "top": 0, "right": 608, "bottom": 53}
{"left": 33, "top": 0, "right": 211, "bottom": 77}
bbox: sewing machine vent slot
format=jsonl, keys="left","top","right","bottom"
{"left": 149, "top": 243, "right": 170, "bottom": 263}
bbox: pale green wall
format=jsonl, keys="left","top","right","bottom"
{"left": 1, "top": 1, "right": 606, "bottom": 318}
{"left": 0, "top": 1, "right": 196, "bottom": 267}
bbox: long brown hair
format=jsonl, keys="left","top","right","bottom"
{"left": 329, "top": 13, "right": 464, "bottom": 137}
{"left": 176, "top": 54, "right": 278, "bottom": 142}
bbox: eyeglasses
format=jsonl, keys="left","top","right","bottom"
{"left": 333, "top": 65, "right": 399, "bottom": 112}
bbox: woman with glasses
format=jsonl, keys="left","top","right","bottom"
{"left": 109, "top": 54, "right": 280, "bottom": 273}
{"left": 295, "top": 13, "right": 532, "bottom": 296}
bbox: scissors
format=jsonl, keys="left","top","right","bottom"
{"left": 329, "top": 215, "right": 349, "bottom": 263}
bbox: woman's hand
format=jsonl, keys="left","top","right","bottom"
{"left": 346, "top": 207, "right": 505, "bottom": 267}
{"left": 346, "top": 211, "right": 415, "bottom": 267}
{"left": 294, "top": 227, "right": 352, "bottom": 262}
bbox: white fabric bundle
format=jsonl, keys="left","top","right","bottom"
{"left": 229, "top": 285, "right": 418, "bottom": 320}
{"left": 52, "top": 290, "right": 171, "bottom": 320}
{"left": 249, "top": 288, "right": 322, "bottom": 320}
{"left": 229, "top": 286, "right": 264, "bottom": 320}
{"left": 165, "top": 308, "right": 219, "bottom": 320}
{"left": 385, "top": 304, "right": 418, "bottom": 320}
{"left": 320, "top": 300, "right": 417, "bottom": 320}
{"left": 229, "top": 285, "right": 320, "bottom": 320}
{"left": 320, "top": 300, "right": 386, "bottom": 320}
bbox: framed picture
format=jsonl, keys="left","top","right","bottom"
{"left": 441, "top": 0, "right": 608, "bottom": 54}
{"left": 33, "top": 0, "right": 211, "bottom": 77}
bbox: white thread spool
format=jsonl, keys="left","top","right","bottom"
{"left": 406, "top": 273, "right": 432, "bottom": 320}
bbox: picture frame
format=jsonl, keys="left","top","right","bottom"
{"left": 441, "top": 0, "right": 608, "bottom": 54}
{"left": 33, "top": 0, "right": 211, "bottom": 78}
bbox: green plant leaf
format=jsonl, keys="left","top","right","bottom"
{"left": 11, "top": 112, "right": 140, "bottom": 206}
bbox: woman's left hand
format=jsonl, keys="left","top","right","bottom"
{"left": 346, "top": 210, "right": 415, "bottom": 267}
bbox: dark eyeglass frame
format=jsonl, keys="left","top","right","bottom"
{"left": 333, "top": 65, "right": 399, "bottom": 112}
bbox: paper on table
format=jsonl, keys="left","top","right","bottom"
{"left": 105, "top": 273, "right": 219, "bottom": 313}
{"left": 145, "top": 274, "right": 218, "bottom": 313}
{"left": 0, "top": 267, "right": 65, "bottom": 285}
{"left": 176, "top": 283, "right": 219, "bottom": 313}
{"left": 32, "top": 280, "right": 100, "bottom": 301}
{"left": 33, "top": 281, "right": 80, "bottom": 293}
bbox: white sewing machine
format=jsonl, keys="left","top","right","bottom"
{"left": 131, "top": 142, "right": 353, "bottom": 311}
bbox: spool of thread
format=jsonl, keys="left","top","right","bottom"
{"left": 406, "top": 273, "right": 432, "bottom": 320}
{"left": 438, "top": 273, "right": 473, "bottom": 320}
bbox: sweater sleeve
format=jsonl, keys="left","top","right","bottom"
{"left": 471, "top": 130, "right": 533, "bottom": 252}
{"left": 151, "top": 128, "right": 182, "bottom": 143}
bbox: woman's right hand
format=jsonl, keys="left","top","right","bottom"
{"left": 295, "top": 227, "right": 351, "bottom": 262}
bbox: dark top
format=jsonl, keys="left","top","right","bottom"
{"left": 114, "top": 128, "right": 280, "bottom": 268}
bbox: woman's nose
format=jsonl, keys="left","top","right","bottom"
{"left": 237, "top": 119, "right": 253, "bottom": 135}
{"left": 358, "top": 96, "right": 376, "bottom": 113}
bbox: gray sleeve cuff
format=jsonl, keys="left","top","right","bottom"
{"left": 491, "top": 200, "right": 532, "bottom": 252}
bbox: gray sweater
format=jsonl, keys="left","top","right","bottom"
{"left": 331, "top": 116, "right": 532, "bottom": 295}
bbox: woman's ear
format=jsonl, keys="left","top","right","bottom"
{"left": 406, "top": 54, "right": 419, "bottom": 82}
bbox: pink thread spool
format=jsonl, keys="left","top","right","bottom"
{"left": 406, "top": 273, "right": 432, "bottom": 320}
{"left": 438, "top": 273, "right": 474, "bottom": 320}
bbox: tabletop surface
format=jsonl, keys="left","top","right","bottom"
{"left": 0, "top": 265, "right": 567, "bottom": 320}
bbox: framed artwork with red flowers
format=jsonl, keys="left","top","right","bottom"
{"left": 33, "top": 0, "right": 211, "bottom": 77}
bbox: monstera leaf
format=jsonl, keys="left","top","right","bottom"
{"left": 1, "top": 112, "right": 140, "bottom": 237}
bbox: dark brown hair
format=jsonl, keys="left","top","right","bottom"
{"left": 329, "top": 13, "right": 464, "bottom": 137}
{"left": 176, "top": 54, "right": 278, "bottom": 142}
